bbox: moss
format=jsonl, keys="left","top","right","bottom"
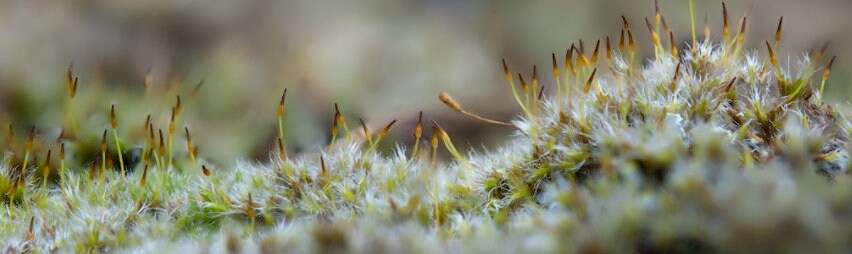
{"left": 2, "top": 1, "right": 852, "bottom": 253}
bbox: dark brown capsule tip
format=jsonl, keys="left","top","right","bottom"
{"left": 71, "top": 77, "right": 79, "bottom": 98}
{"left": 194, "top": 81, "right": 204, "bottom": 93}
{"left": 673, "top": 62, "right": 682, "bottom": 80}
{"left": 765, "top": 41, "right": 775, "bottom": 57}
{"left": 551, "top": 53, "right": 559, "bottom": 74}
{"left": 532, "top": 65, "right": 538, "bottom": 80}
{"left": 110, "top": 104, "right": 117, "bottom": 128}
{"left": 101, "top": 129, "right": 108, "bottom": 146}
{"left": 502, "top": 58, "right": 509, "bottom": 73}
{"left": 384, "top": 119, "right": 398, "bottom": 131}
{"left": 202, "top": 165, "right": 211, "bottom": 176}
{"left": 605, "top": 37, "right": 612, "bottom": 53}
{"left": 591, "top": 39, "right": 600, "bottom": 58}
{"left": 280, "top": 89, "right": 288, "bottom": 106}
{"left": 565, "top": 47, "right": 573, "bottom": 65}
{"left": 141, "top": 163, "right": 149, "bottom": 185}
{"left": 359, "top": 118, "right": 371, "bottom": 140}
{"left": 27, "top": 216, "right": 35, "bottom": 235}
{"left": 725, "top": 77, "right": 737, "bottom": 92}
{"left": 644, "top": 17, "right": 655, "bottom": 32}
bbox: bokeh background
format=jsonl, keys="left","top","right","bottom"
{"left": 1, "top": 0, "right": 850, "bottom": 164}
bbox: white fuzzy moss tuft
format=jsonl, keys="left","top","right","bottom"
{"left": 3, "top": 4, "right": 852, "bottom": 253}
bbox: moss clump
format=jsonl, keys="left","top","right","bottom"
{"left": 2, "top": 1, "right": 852, "bottom": 253}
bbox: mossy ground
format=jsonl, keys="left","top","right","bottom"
{"left": 3, "top": 2, "right": 852, "bottom": 253}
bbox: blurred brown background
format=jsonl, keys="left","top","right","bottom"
{"left": 1, "top": 0, "right": 850, "bottom": 163}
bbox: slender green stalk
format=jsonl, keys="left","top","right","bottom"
{"left": 112, "top": 130, "right": 125, "bottom": 179}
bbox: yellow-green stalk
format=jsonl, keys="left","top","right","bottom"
{"left": 336, "top": 103, "right": 351, "bottom": 142}
{"left": 412, "top": 111, "right": 423, "bottom": 157}
{"left": 669, "top": 31, "right": 678, "bottom": 59}
{"left": 366, "top": 119, "right": 397, "bottom": 153}
{"left": 621, "top": 16, "right": 637, "bottom": 74}
{"left": 111, "top": 104, "right": 126, "bottom": 180}
{"left": 432, "top": 122, "right": 469, "bottom": 172}
{"left": 168, "top": 107, "right": 176, "bottom": 169}
{"left": 430, "top": 126, "right": 439, "bottom": 167}
{"left": 18, "top": 126, "right": 35, "bottom": 212}
{"left": 277, "top": 138, "right": 287, "bottom": 163}
{"left": 552, "top": 53, "right": 562, "bottom": 110}
{"left": 134, "top": 162, "right": 150, "bottom": 214}
{"left": 502, "top": 59, "right": 533, "bottom": 118}
{"left": 818, "top": 56, "right": 836, "bottom": 104}
{"left": 564, "top": 46, "right": 577, "bottom": 101}
{"left": 645, "top": 17, "right": 664, "bottom": 62}
{"left": 140, "top": 114, "right": 151, "bottom": 165}
{"left": 278, "top": 89, "right": 287, "bottom": 144}
{"left": 3, "top": 125, "right": 12, "bottom": 169}
{"left": 728, "top": 17, "right": 748, "bottom": 59}
{"left": 59, "top": 143, "right": 65, "bottom": 183}
{"left": 149, "top": 123, "right": 160, "bottom": 170}
{"left": 21, "top": 126, "right": 34, "bottom": 180}
{"left": 247, "top": 192, "right": 256, "bottom": 235}
{"left": 531, "top": 65, "right": 540, "bottom": 112}
{"left": 185, "top": 126, "right": 195, "bottom": 163}
{"left": 329, "top": 102, "right": 352, "bottom": 149}
{"left": 319, "top": 154, "right": 329, "bottom": 182}
{"left": 101, "top": 129, "right": 107, "bottom": 181}
{"left": 520, "top": 72, "right": 530, "bottom": 108}
{"left": 689, "top": 0, "right": 696, "bottom": 47}
{"left": 158, "top": 128, "right": 165, "bottom": 170}
{"left": 65, "top": 68, "right": 80, "bottom": 136}
{"left": 42, "top": 149, "right": 51, "bottom": 189}
{"left": 330, "top": 104, "right": 340, "bottom": 147}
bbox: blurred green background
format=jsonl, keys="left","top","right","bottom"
{"left": 1, "top": 0, "right": 850, "bottom": 164}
